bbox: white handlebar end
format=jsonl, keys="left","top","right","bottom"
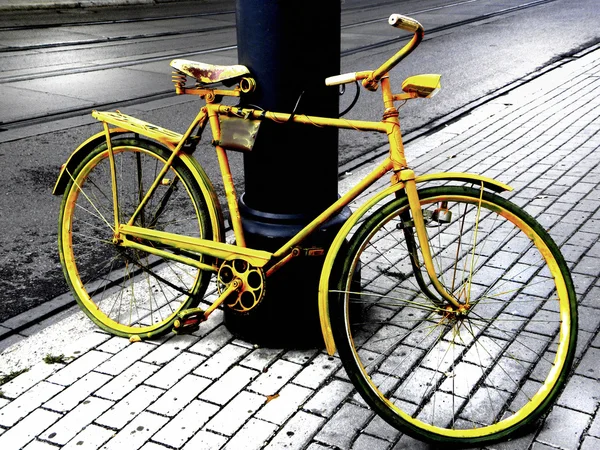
{"left": 388, "top": 14, "right": 421, "bottom": 32}
{"left": 325, "top": 72, "right": 358, "bottom": 86}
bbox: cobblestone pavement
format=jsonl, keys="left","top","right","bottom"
{"left": 0, "top": 46, "right": 599, "bottom": 450}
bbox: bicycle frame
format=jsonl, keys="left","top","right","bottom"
{"left": 78, "top": 75, "right": 509, "bottom": 332}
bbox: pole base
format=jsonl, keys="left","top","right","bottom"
{"left": 223, "top": 195, "right": 351, "bottom": 349}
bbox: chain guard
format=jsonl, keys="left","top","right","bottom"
{"left": 217, "top": 259, "right": 265, "bottom": 313}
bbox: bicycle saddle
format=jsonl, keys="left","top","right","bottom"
{"left": 170, "top": 59, "right": 251, "bottom": 85}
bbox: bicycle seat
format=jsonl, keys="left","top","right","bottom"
{"left": 170, "top": 59, "right": 251, "bottom": 85}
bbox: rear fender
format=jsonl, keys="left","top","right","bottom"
{"left": 53, "top": 129, "right": 225, "bottom": 243}
{"left": 53, "top": 129, "right": 128, "bottom": 196}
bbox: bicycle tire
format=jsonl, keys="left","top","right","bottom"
{"left": 58, "top": 137, "right": 214, "bottom": 339}
{"left": 330, "top": 185, "right": 577, "bottom": 445}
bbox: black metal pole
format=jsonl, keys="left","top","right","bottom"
{"left": 225, "top": 0, "right": 348, "bottom": 347}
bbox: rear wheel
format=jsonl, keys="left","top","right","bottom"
{"left": 58, "top": 138, "right": 214, "bottom": 339}
{"left": 331, "top": 186, "right": 577, "bottom": 445}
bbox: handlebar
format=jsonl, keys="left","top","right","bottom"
{"left": 325, "top": 14, "right": 424, "bottom": 91}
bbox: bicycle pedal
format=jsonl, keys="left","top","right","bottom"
{"left": 173, "top": 308, "right": 206, "bottom": 334}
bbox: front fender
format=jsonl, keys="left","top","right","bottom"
{"left": 318, "top": 172, "right": 512, "bottom": 355}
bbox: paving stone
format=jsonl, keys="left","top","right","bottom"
{"left": 557, "top": 374, "right": 600, "bottom": 414}
{"left": 145, "top": 351, "right": 205, "bottom": 389}
{"left": 304, "top": 379, "right": 355, "bottom": 417}
{"left": 100, "top": 411, "right": 168, "bottom": 450}
{"left": 61, "top": 424, "right": 114, "bottom": 450}
{"left": 530, "top": 441, "right": 563, "bottom": 450}
{"left": 0, "top": 362, "right": 60, "bottom": 399}
{"left": 181, "top": 430, "right": 228, "bottom": 450}
{"left": 263, "top": 411, "right": 326, "bottom": 450}
{"left": 581, "top": 285, "right": 600, "bottom": 308}
{"left": 390, "top": 434, "right": 433, "bottom": 449}
{"left": 48, "top": 350, "right": 112, "bottom": 386}
{"left": 44, "top": 371, "right": 112, "bottom": 412}
{"left": 575, "top": 347, "right": 600, "bottom": 379}
{"left": 0, "top": 381, "right": 64, "bottom": 427}
{"left": 573, "top": 268, "right": 597, "bottom": 293}
{"left": 223, "top": 418, "right": 278, "bottom": 450}
{"left": 581, "top": 435, "right": 600, "bottom": 450}
{"left": 351, "top": 433, "right": 390, "bottom": 450}
{"left": 142, "top": 335, "right": 199, "bottom": 365}
{"left": 205, "top": 390, "right": 265, "bottom": 436}
{"left": 193, "top": 343, "right": 249, "bottom": 379}
{"left": 488, "top": 429, "right": 536, "bottom": 450}
{"left": 574, "top": 256, "right": 600, "bottom": 277}
{"left": 0, "top": 408, "right": 61, "bottom": 450}
{"left": 314, "top": 403, "right": 373, "bottom": 448}
{"left": 152, "top": 399, "right": 219, "bottom": 448}
{"left": 96, "top": 384, "right": 164, "bottom": 429}
{"left": 536, "top": 405, "right": 590, "bottom": 449}
{"left": 95, "top": 342, "right": 156, "bottom": 376}
{"left": 200, "top": 366, "right": 259, "bottom": 405}
{"left": 98, "top": 336, "right": 131, "bottom": 354}
{"left": 95, "top": 361, "right": 160, "bottom": 401}
{"left": 248, "top": 359, "right": 302, "bottom": 396}
{"left": 41, "top": 396, "right": 113, "bottom": 445}
{"left": 239, "top": 347, "right": 284, "bottom": 372}
{"left": 62, "top": 332, "right": 112, "bottom": 359}
{"left": 362, "top": 415, "right": 401, "bottom": 443}
{"left": 578, "top": 305, "right": 600, "bottom": 333}
{"left": 282, "top": 349, "right": 320, "bottom": 365}
{"left": 147, "top": 374, "right": 211, "bottom": 417}
{"left": 256, "top": 383, "right": 313, "bottom": 425}
{"left": 188, "top": 324, "right": 233, "bottom": 357}
{"left": 589, "top": 408, "right": 600, "bottom": 437}
{"left": 292, "top": 354, "right": 341, "bottom": 389}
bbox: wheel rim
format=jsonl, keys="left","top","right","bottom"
{"left": 60, "top": 144, "right": 206, "bottom": 336}
{"left": 337, "top": 189, "right": 575, "bottom": 440}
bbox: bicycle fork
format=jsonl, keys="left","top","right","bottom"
{"left": 397, "top": 169, "right": 463, "bottom": 310}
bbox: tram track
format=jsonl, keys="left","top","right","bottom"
{"left": 0, "top": 0, "right": 555, "bottom": 54}
{"left": 0, "top": 0, "right": 558, "bottom": 131}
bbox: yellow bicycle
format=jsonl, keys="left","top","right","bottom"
{"left": 54, "top": 14, "right": 576, "bottom": 446}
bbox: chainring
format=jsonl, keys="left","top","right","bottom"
{"left": 217, "top": 259, "right": 265, "bottom": 313}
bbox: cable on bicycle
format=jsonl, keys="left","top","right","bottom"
{"left": 338, "top": 80, "right": 360, "bottom": 118}
{"left": 287, "top": 90, "right": 306, "bottom": 123}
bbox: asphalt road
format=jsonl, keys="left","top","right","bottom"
{"left": 0, "top": 0, "right": 599, "bottom": 322}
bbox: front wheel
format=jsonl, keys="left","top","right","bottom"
{"left": 330, "top": 186, "right": 577, "bottom": 445}
{"left": 58, "top": 137, "right": 215, "bottom": 339}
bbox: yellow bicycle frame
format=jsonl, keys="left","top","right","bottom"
{"left": 54, "top": 74, "right": 512, "bottom": 349}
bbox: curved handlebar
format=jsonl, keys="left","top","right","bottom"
{"left": 325, "top": 14, "right": 424, "bottom": 91}
{"left": 363, "top": 14, "right": 424, "bottom": 91}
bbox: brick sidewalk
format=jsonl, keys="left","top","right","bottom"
{"left": 0, "top": 47, "right": 599, "bottom": 450}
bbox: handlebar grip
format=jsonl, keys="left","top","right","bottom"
{"left": 388, "top": 14, "right": 422, "bottom": 33}
{"left": 325, "top": 72, "right": 358, "bottom": 86}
